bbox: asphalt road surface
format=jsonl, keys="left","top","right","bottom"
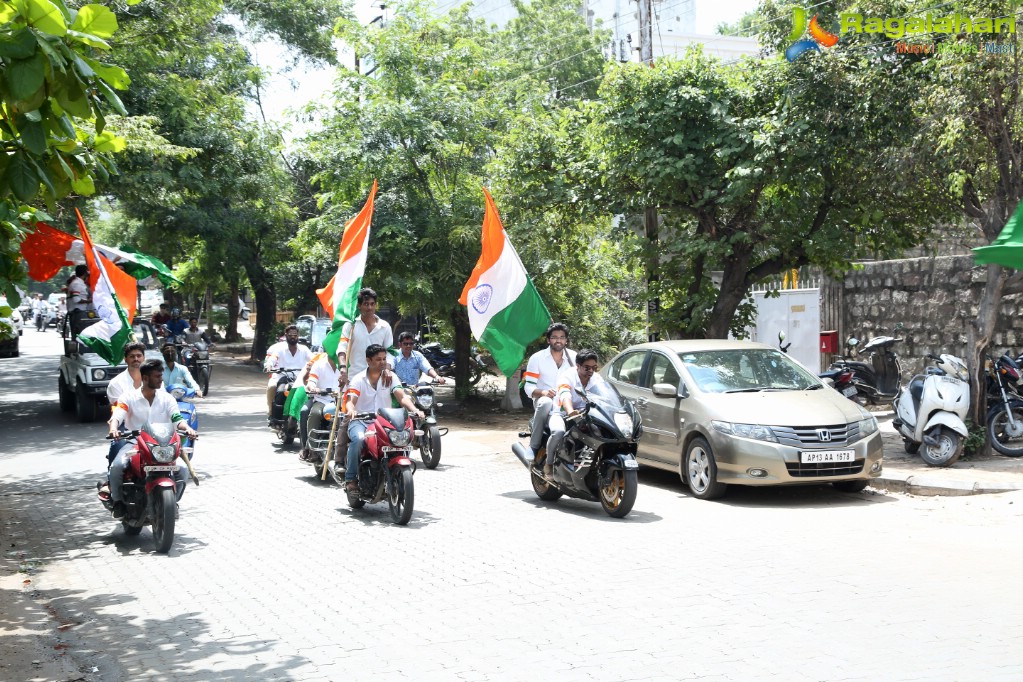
{"left": 2, "top": 329, "right": 1023, "bottom": 681}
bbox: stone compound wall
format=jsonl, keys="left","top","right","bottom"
{"left": 826, "top": 255, "right": 1023, "bottom": 376}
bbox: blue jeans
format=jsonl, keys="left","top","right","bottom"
{"left": 346, "top": 420, "right": 368, "bottom": 482}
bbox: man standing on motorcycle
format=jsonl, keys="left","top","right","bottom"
{"left": 342, "top": 344, "right": 423, "bottom": 492}
{"left": 264, "top": 324, "right": 312, "bottom": 419}
{"left": 106, "top": 360, "right": 198, "bottom": 518}
{"left": 335, "top": 288, "right": 394, "bottom": 386}
{"left": 394, "top": 331, "right": 445, "bottom": 387}
{"left": 524, "top": 323, "right": 576, "bottom": 457}
{"left": 161, "top": 343, "right": 203, "bottom": 397}
{"left": 544, "top": 349, "right": 610, "bottom": 477}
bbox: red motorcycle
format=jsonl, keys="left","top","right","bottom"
{"left": 97, "top": 425, "right": 198, "bottom": 553}
{"left": 329, "top": 408, "right": 416, "bottom": 525}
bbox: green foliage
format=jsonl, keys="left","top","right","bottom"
{"left": 963, "top": 418, "right": 986, "bottom": 457}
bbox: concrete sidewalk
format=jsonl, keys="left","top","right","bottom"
{"left": 873, "top": 411, "right": 1023, "bottom": 496}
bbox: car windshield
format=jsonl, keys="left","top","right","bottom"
{"left": 133, "top": 321, "right": 158, "bottom": 350}
{"left": 311, "top": 320, "right": 331, "bottom": 347}
{"left": 678, "top": 349, "right": 820, "bottom": 393}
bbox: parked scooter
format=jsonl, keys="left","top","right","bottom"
{"left": 512, "top": 385, "right": 642, "bottom": 518}
{"left": 268, "top": 368, "right": 301, "bottom": 446}
{"left": 893, "top": 353, "right": 970, "bottom": 467}
{"left": 181, "top": 340, "right": 213, "bottom": 396}
{"left": 97, "top": 425, "right": 199, "bottom": 553}
{"left": 417, "top": 336, "right": 487, "bottom": 386}
{"left": 985, "top": 353, "right": 1023, "bottom": 456}
{"left": 405, "top": 379, "right": 446, "bottom": 469}
{"left": 327, "top": 409, "right": 417, "bottom": 525}
{"left": 829, "top": 325, "right": 905, "bottom": 406}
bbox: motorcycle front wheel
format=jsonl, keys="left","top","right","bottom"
{"left": 388, "top": 468, "right": 414, "bottom": 525}
{"left": 200, "top": 367, "right": 210, "bottom": 396}
{"left": 599, "top": 468, "right": 638, "bottom": 518}
{"left": 420, "top": 425, "right": 441, "bottom": 469}
{"left": 988, "top": 402, "right": 1023, "bottom": 456}
{"left": 920, "top": 427, "right": 963, "bottom": 467}
{"left": 152, "top": 487, "right": 176, "bottom": 553}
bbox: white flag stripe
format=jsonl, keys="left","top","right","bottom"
{"left": 466, "top": 233, "right": 527, "bottom": 339}
{"left": 333, "top": 247, "right": 368, "bottom": 312}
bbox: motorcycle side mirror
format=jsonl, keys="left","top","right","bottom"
{"left": 894, "top": 322, "right": 904, "bottom": 331}
{"left": 847, "top": 337, "right": 858, "bottom": 347}
{"left": 777, "top": 331, "right": 786, "bottom": 342}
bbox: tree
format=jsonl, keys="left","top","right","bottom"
{"left": 0, "top": 0, "right": 135, "bottom": 304}
{"left": 595, "top": 44, "right": 950, "bottom": 338}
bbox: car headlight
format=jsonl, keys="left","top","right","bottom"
{"left": 387, "top": 429, "right": 411, "bottom": 447}
{"left": 712, "top": 420, "right": 778, "bottom": 443}
{"left": 417, "top": 393, "right": 433, "bottom": 409}
{"left": 855, "top": 415, "right": 878, "bottom": 439}
{"left": 613, "top": 412, "right": 634, "bottom": 434}
{"left": 152, "top": 445, "right": 176, "bottom": 463}
{"left": 92, "top": 368, "right": 107, "bottom": 381}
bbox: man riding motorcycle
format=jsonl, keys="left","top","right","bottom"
{"left": 545, "top": 349, "right": 611, "bottom": 477}
{"left": 264, "top": 324, "right": 312, "bottom": 420}
{"left": 524, "top": 322, "right": 576, "bottom": 457}
{"left": 161, "top": 343, "right": 203, "bottom": 398}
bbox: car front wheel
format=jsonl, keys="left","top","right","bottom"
{"left": 682, "top": 437, "right": 727, "bottom": 500}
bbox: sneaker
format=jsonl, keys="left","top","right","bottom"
{"left": 111, "top": 501, "right": 126, "bottom": 519}
{"left": 543, "top": 463, "right": 554, "bottom": 477}
{"left": 97, "top": 482, "right": 111, "bottom": 501}
{"left": 345, "top": 480, "right": 358, "bottom": 492}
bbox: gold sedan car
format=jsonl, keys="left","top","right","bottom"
{"left": 602, "top": 340, "right": 883, "bottom": 500}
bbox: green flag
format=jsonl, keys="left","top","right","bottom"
{"left": 974, "top": 201, "right": 1023, "bottom": 270}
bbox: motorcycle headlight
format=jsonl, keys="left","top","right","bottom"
{"left": 152, "top": 445, "right": 177, "bottom": 463}
{"left": 613, "top": 412, "right": 634, "bottom": 435}
{"left": 417, "top": 393, "right": 433, "bottom": 409}
{"left": 169, "top": 387, "right": 186, "bottom": 400}
{"left": 92, "top": 368, "right": 107, "bottom": 381}
{"left": 387, "top": 429, "right": 411, "bottom": 447}
{"left": 711, "top": 420, "right": 778, "bottom": 443}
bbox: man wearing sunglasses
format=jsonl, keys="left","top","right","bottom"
{"left": 544, "top": 349, "right": 610, "bottom": 477}
{"left": 393, "top": 331, "right": 446, "bottom": 387}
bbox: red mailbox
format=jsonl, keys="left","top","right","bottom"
{"left": 819, "top": 330, "right": 839, "bottom": 354}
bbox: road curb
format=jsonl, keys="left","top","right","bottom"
{"left": 871, "top": 471, "right": 1023, "bottom": 496}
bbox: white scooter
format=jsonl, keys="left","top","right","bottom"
{"left": 893, "top": 353, "right": 970, "bottom": 467}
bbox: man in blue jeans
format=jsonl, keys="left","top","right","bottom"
{"left": 342, "top": 344, "right": 422, "bottom": 492}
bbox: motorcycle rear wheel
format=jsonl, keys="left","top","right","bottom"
{"left": 599, "top": 468, "right": 638, "bottom": 518}
{"left": 920, "top": 428, "right": 962, "bottom": 467}
{"left": 988, "top": 402, "right": 1023, "bottom": 456}
{"left": 388, "top": 468, "right": 414, "bottom": 525}
{"left": 530, "top": 453, "right": 562, "bottom": 501}
{"left": 420, "top": 425, "right": 441, "bottom": 469}
{"left": 152, "top": 488, "right": 176, "bottom": 553}
{"left": 467, "top": 363, "right": 482, "bottom": 386}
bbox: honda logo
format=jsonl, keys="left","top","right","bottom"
{"left": 817, "top": 429, "right": 833, "bottom": 442}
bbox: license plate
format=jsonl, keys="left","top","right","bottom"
{"left": 800, "top": 450, "right": 854, "bottom": 463}
{"left": 841, "top": 386, "right": 858, "bottom": 397}
{"left": 623, "top": 459, "right": 639, "bottom": 469}
{"left": 144, "top": 465, "right": 179, "bottom": 473}
{"left": 381, "top": 446, "right": 409, "bottom": 453}
{"left": 941, "top": 376, "right": 962, "bottom": 385}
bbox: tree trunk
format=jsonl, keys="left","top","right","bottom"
{"left": 502, "top": 370, "right": 523, "bottom": 411}
{"left": 205, "top": 285, "right": 214, "bottom": 337}
{"left": 967, "top": 264, "right": 1007, "bottom": 426}
{"left": 705, "top": 253, "right": 753, "bottom": 339}
{"left": 245, "top": 261, "right": 276, "bottom": 362}
{"left": 225, "top": 276, "right": 241, "bottom": 342}
{"left": 451, "top": 305, "right": 472, "bottom": 399}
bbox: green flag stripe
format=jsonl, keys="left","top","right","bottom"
{"left": 478, "top": 280, "right": 551, "bottom": 377}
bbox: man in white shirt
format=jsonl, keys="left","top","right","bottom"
{"left": 544, "top": 349, "right": 610, "bottom": 476}
{"left": 342, "top": 344, "right": 422, "bottom": 492}
{"left": 106, "top": 360, "right": 197, "bottom": 518}
{"left": 336, "top": 288, "right": 393, "bottom": 384}
{"left": 523, "top": 323, "right": 576, "bottom": 456}
{"left": 301, "top": 350, "right": 342, "bottom": 461}
{"left": 103, "top": 342, "right": 147, "bottom": 469}
{"left": 264, "top": 324, "right": 312, "bottom": 418}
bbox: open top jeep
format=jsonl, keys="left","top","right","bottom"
{"left": 58, "top": 317, "right": 162, "bottom": 422}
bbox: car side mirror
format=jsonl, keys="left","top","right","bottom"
{"left": 652, "top": 382, "right": 687, "bottom": 399}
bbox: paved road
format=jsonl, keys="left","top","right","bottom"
{"left": 3, "top": 329, "right": 1023, "bottom": 681}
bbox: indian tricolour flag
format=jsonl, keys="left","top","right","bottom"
{"left": 316, "top": 180, "right": 378, "bottom": 361}
{"left": 459, "top": 188, "right": 550, "bottom": 377}
{"left": 76, "top": 210, "right": 136, "bottom": 366}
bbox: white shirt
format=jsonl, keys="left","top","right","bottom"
{"left": 524, "top": 347, "right": 577, "bottom": 406}
{"left": 306, "top": 354, "right": 341, "bottom": 405}
{"left": 556, "top": 367, "right": 612, "bottom": 412}
{"left": 107, "top": 368, "right": 142, "bottom": 404}
{"left": 344, "top": 370, "right": 404, "bottom": 414}
{"left": 340, "top": 317, "right": 393, "bottom": 375}
{"left": 265, "top": 341, "right": 313, "bottom": 387}
{"left": 111, "top": 388, "right": 181, "bottom": 431}
{"left": 67, "top": 276, "right": 89, "bottom": 312}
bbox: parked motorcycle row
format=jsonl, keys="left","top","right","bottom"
{"left": 817, "top": 324, "right": 1023, "bottom": 467}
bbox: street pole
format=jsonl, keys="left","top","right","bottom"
{"left": 638, "top": 0, "right": 658, "bottom": 341}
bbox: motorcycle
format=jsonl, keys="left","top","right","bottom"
{"left": 511, "top": 385, "right": 642, "bottom": 518}
{"left": 405, "top": 379, "right": 446, "bottom": 469}
{"left": 269, "top": 368, "right": 301, "bottom": 447}
{"left": 829, "top": 325, "right": 904, "bottom": 406}
{"left": 893, "top": 353, "right": 970, "bottom": 467}
{"left": 325, "top": 408, "right": 417, "bottom": 525}
{"left": 168, "top": 384, "right": 199, "bottom": 475}
{"left": 417, "top": 336, "right": 487, "bottom": 386}
{"left": 181, "top": 340, "right": 212, "bottom": 396}
{"left": 985, "top": 353, "right": 1023, "bottom": 456}
{"left": 778, "top": 331, "right": 858, "bottom": 398}
{"left": 97, "top": 425, "right": 199, "bottom": 553}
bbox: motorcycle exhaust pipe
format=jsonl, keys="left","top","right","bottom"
{"left": 512, "top": 443, "right": 535, "bottom": 469}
